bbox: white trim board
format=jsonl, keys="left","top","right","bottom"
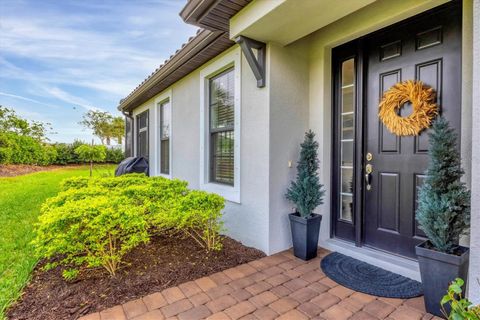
{"left": 199, "top": 47, "right": 242, "bottom": 203}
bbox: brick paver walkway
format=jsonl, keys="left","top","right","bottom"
{"left": 79, "top": 248, "right": 442, "bottom": 320}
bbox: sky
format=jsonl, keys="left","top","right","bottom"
{"left": 0, "top": 0, "right": 197, "bottom": 143}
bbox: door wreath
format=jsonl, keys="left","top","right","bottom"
{"left": 378, "top": 80, "right": 437, "bottom": 136}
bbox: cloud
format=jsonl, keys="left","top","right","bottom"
{"left": 42, "top": 87, "right": 101, "bottom": 111}
{"left": 0, "top": 91, "right": 61, "bottom": 109}
{"left": 0, "top": 0, "right": 197, "bottom": 142}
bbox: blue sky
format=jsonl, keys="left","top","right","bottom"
{"left": 0, "top": 0, "right": 197, "bottom": 143}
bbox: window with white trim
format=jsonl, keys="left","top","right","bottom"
{"left": 199, "top": 48, "right": 241, "bottom": 203}
{"left": 136, "top": 110, "right": 149, "bottom": 158}
{"left": 159, "top": 100, "right": 171, "bottom": 175}
{"left": 209, "top": 68, "right": 235, "bottom": 185}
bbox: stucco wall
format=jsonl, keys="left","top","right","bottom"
{"left": 128, "top": 0, "right": 477, "bottom": 282}
{"left": 171, "top": 74, "right": 201, "bottom": 186}
{"left": 131, "top": 46, "right": 271, "bottom": 253}
{"left": 268, "top": 41, "right": 310, "bottom": 254}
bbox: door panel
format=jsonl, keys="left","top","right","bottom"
{"left": 363, "top": 2, "right": 461, "bottom": 258}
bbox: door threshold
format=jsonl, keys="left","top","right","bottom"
{"left": 321, "top": 238, "right": 421, "bottom": 281}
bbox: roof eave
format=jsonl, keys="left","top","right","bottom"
{"left": 179, "top": 0, "right": 216, "bottom": 28}
{"left": 118, "top": 29, "right": 227, "bottom": 112}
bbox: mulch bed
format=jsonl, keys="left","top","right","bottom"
{"left": 7, "top": 234, "right": 265, "bottom": 320}
{"left": 0, "top": 164, "right": 78, "bottom": 177}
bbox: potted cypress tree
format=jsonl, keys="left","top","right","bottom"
{"left": 286, "top": 130, "right": 325, "bottom": 260}
{"left": 416, "top": 117, "right": 471, "bottom": 317}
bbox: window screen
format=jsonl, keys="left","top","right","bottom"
{"left": 209, "top": 68, "right": 234, "bottom": 185}
{"left": 136, "top": 110, "right": 149, "bottom": 159}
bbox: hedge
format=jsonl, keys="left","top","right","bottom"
{"left": 0, "top": 132, "right": 125, "bottom": 166}
{"left": 34, "top": 174, "right": 225, "bottom": 279}
{"left": 0, "top": 132, "right": 57, "bottom": 165}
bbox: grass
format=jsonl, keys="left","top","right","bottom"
{"left": 0, "top": 165, "right": 116, "bottom": 319}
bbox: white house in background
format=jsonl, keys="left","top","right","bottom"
{"left": 119, "top": 0, "right": 480, "bottom": 301}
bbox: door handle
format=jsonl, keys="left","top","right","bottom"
{"left": 365, "top": 164, "right": 373, "bottom": 191}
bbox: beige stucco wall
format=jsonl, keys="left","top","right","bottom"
{"left": 131, "top": 46, "right": 271, "bottom": 253}
{"left": 129, "top": 0, "right": 477, "bottom": 287}
{"left": 268, "top": 41, "right": 310, "bottom": 254}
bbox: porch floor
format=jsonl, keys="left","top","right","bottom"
{"left": 79, "top": 248, "right": 441, "bottom": 320}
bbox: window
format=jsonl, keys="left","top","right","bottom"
{"left": 339, "top": 58, "right": 355, "bottom": 222}
{"left": 209, "top": 68, "right": 235, "bottom": 185}
{"left": 199, "top": 48, "right": 240, "bottom": 203}
{"left": 159, "top": 100, "right": 171, "bottom": 175}
{"left": 136, "top": 110, "right": 149, "bottom": 158}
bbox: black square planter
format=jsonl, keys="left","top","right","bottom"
{"left": 416, "top": 241, "right": 470, "bottom": 318}
{"left": 288, "top": 213, "right": 322, "bottom": 261}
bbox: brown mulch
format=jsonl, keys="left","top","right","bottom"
{"left": 7, "top": 234, "right": 265, "bottom": 320}
{"left": 0, "top": 164, "right": 79, "bottom": 177}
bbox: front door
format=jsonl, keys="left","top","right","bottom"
{"left": 332, "top": 2, "right": 462, "bottom": 259}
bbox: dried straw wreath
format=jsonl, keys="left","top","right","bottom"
{"left": 378, "top": 80, "right": 438, "bottom": 136}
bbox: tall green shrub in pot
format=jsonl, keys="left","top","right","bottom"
{"left": 286, "top": 130, "right": 325, "bottom": 260}
{"left": 415, "top": 116, "right": 470, "bottom": 317}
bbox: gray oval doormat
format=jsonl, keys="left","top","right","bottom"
{"left": 320, "top": 252, "right": 423, "bottom": 298}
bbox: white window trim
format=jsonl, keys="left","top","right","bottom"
{"left": 133, "top": 107, "right": 151, "bottom": 159}
{"left": 154, "top": 89, "right": 173, "bottom": 178}
{"left": 199, "top": 48, "right": 241, "bottom": 203}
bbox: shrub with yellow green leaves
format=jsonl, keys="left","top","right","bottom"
{"left": 34, "top": 174, "right": 225, "bottom": 280}
{"left": 34, "top": 194, "right": 149, "bottom": 278}
{"left": 177, "top": 191, "right": 225, "bottom": 251}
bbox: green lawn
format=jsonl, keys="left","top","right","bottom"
{"left": 0, "top": 165, "right": 116, "bottom": 319}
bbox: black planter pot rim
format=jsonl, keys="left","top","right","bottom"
{"left": 415, "top": 241, "right": 470, "bottom": 266}
{"left": 288, "top": 212, "right": 322, "bottom": 223}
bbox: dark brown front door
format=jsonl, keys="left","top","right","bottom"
{"left": 364, "top": 3, "right": 461, "bottom": 258}
{"left": 332, "top": 1, "right": 462, "bottom": 259}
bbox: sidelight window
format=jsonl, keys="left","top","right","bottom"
{"left": 339, "top": 58, "right": 355, "bottom": 222}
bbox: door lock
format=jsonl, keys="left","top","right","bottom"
{"left": 366, "top": 152, "right": 373, "bottom": 161}
{"left": 365, "top": 164, "right": 373, "bottom": 191}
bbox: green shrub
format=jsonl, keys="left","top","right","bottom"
{"left": 34, "top": 192, "right": 149, "bottom": 278}
{"left": 441, "top": 278, "right": 480, "bottom": 319}
{"left": 38, "top": 144, "right": 58, "bottom": 166}
{"left": 0, "top": 132, "right": 57, "bottom": 165}
{"left": 75, "top": 144, "right": 107, "bottom": 176}
{"left": 106, "top": 147, "right": 124, "bottom": 163}
{"left": 60, "top": 176, "right": 90, "bottom": 190}
{"left": 34, "top": 174, "right": 225, "bottom": 279}
{"left": 176, "top": 191, "right": 225, "bottom": 251}
{"left": 52, "top": 141, "right": 82, "bottom": 164}
{"left": 416, "top": 117, "right": 470, "bottom": 253}
{"left": 0, "top": 133, "right": 13, "bottom": 163}
{"left": 75, "top": 144, "right": 107, "bottom": 163}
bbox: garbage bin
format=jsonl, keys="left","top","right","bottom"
{"left": 115, "top": 157, "right": 149, "bottom": 176}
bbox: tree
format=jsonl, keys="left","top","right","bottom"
{"left": 416, "top": 117, "right": 470, "bottom": 253}
{"left": 0, "top": 105, "right": 51, "bottom": 141}
{"left": 80, "top": 110, "right": 124, "bottom": 145}
{"left": 74, "top": 143, "right": 106, "bottom": 176}
{"left": 286, "top": 130, "right": 325, "bottom": 217}
{"left": 111, "top": 116, "right": 125, "bottom": 144}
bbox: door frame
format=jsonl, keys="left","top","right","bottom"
{"left": 330, "top": 0, "right": 462, "bottom": 251}
{"left": 331, "top": 40, "right": 365, "bottom": 246}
